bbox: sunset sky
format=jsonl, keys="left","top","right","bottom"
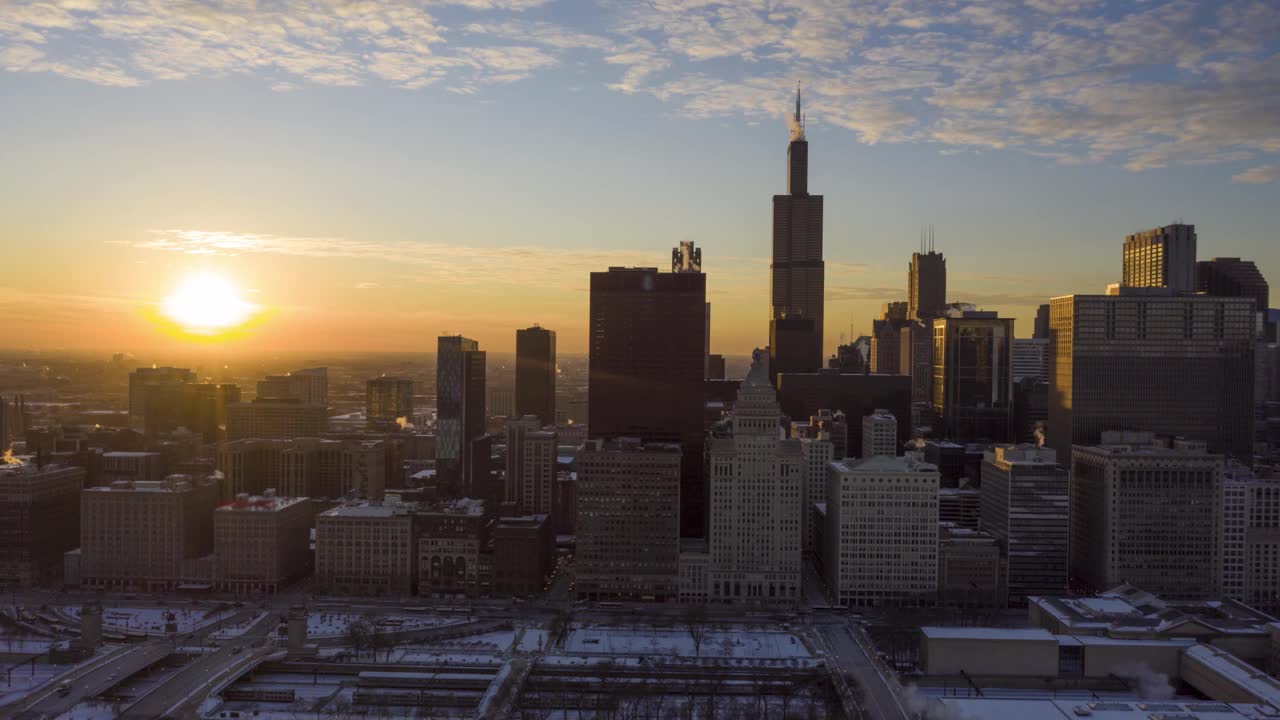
{"left": 2, "top": 0, "right": 1277, "bottom": 355}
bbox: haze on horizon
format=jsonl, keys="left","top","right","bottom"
{"left": 2, "top": 0, "right": 1277, "bottom": 356}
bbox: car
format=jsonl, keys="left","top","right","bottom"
{"left": 231, "top": 646, "right": 243, "bottom": 655}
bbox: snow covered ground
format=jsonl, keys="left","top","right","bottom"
{"left": 53, "top": 700, "right": 119, "bottom": 720}
{"left": 564, "top": 624, "right": 810, "bottom": 659}
{"left": 304, "top": 611, "right": 457, "bottom": 638}
{"left": 62, "top": 605, "right": 228, "bottom": 635}
{"left": 207, "top": 611, "right": 269, "bottom": 640}
{"left": 0, "top": 662, "right": 71, "bottom": 709}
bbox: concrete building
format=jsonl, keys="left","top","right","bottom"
{"left": 218, "top": 438, "right": 385, "bottom": 501}
{"left": 1220, "top": 465, "right": 1280, "bottom": 615}
{"left": 706, "top": 351, "right": 803, "bottom": 606}
{"left": 214, "top": 491, "right": 312, "bottom": 594}
{"left": 141, "top": 381, "right": 240, "bottom": 441}
{"left": 588, "top": 267, "right": 706, "bottom": 538}
{"left": 101, "top": 451, "right": 165, "bottom": 484}
{"left": 1199, "top": 257, "right": 1271, "bottom": 339}
{"left": 504, "top": 416, "right": 556, "bottom": 516}
{"left": 938, "top": 522, "right": 1002, "bottom": 608}
{"left": 315, "top": 501, "right": 416, "bottom": 596}
{"left": 791, "top": 409, "right": 848, "bottom": 460}
{"left": 1070, "top": 433, "right": 1223, "bottom": 599}
{"left": 870, "top": 302, "right": 909, "bottom": 375}
{"left": 487, "top": 387, "right": 514, "bottom": 419}
{"left": 492, "top": 514, "right": 553, "bottom": 596}
{"left": 366, "top": 376, "right": 413, "bottom": 430}
{"left": 861, "top": 409, "right": 897, "bottom": 458}
{"left": 1123, "top": 223, "right": 1197, "bottom": 292}
{"left": 417, "top": 497, "right": 488, "bottom": 598}
{"left": 981, "top": 445, "right": 1069, "bottom": 605}
{"left": 515, "top": 325, "right": 556, "bottom": 427}
{"left": 80, "top": 474, "right": 219, "bottom": 590}
{"left": 920, "top": 627, "right": 1060, "bottom": 677}
{"left": 899, "top": 321, "right": 933, "bottom": 418}
{"left": 678, "top": 539, "right": 710, "bottom": 604}
{"left": 932, "top": 310, "right": 1015, "bottom": 443}
{"left": 1048, "top": 291, "right": 1255, "bottom": 463}
{"left": 938, "top": 487, "right": 980, "bottom": 529}
{"left": 769, "top": 88, "right": 825, "bottom": 380}
{"left": 0, "top": 463, "right": 83, "bottom": 586}
{"left": 437, "top": 335, "right": 486, "bottom": 498}
{"left": 226, "top": 400, "right": 327, "bottom": 441}
{"left": 798, "top": 434, "right": 833, "bottom": 554}
{"left": 576, "top": 438, "right": 681, "bottom": 602}
{"left": 256, "top": 367, "right": 327, "bottom": 407}
{"left": 826, "top": 454, "right": 939, "bottom": 607}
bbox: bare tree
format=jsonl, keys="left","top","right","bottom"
{"left": 684, "top": 605, "right": 711, "bottom": 658}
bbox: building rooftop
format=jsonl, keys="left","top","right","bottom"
{"left": 838, "top": 454, "right": 938, "bottom": 475}
{"left": 920, "top": 627, "right": 1055, "bottom": 642}
{"left": 422, "top": 497, "right": 485, "bottom": 516}
{"left": 1030, "top": 584, "right": 1277, "bottom": 637}
{"left": 217, "top": 494, "right": 309, "bottom": 512}
{"left": 1184, "top": 643, "right": 1280, "bottom": 707}
{"left": 321, "top": 502, "right": 414, "bottom": 519}
{"left": 932, "top": 697, "right": 1269, "bottom": 720}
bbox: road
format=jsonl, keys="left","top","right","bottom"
{"left": 820, "top": 622, "right": 910, "bottom": 720}
{"left": 4, "top": 640, "right": 171, "bottom": 720}
{"left": 118, "top": 611, "right": 280, "bottom": 719}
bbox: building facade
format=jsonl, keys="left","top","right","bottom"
{"left": 437, "top": 335, "right": 486, "bottom": 498}
{"left": 707, "top": 352, "right": 803, "bottom": 606}
{"left": 932, "top": 311, "right": 1014, "bottom": 443}
{"left": 214, "top": 492, "right": 312, "bottom": 594}
{"left": 516, "top": 325, "right": 557, "bottom": 426}
{"left": 826, "top": 454, "right": 940, "bottom": 607}
{"left": 366, "top": 376, "right": 414, "bottom": 429}
{"left": 0, "top": 464, "right": 83, "bottom": 586}
{"left": 576, "top": 438, "right": 681, "bottom": 601}
{"left": 492, "top": 514, "right": 553, "bottom": 596}
{"left": 908, "top": 248, "right": 947, "bottom": 322}
{"left": 980, "top": 445, "right": 1069, "bottom": 606}
{"left": 1123, "top": 224, "right": 1197, "bottom": 292}
{"left": 862, "top": 409, "right": 898, "bottom": 458}
{"left": 315, "top": 502, "right": 416, "bottom": 596}
{"left": 226, "top": 400, "right": 328, "bottom": 441}
{"left": 417, "top": 498, "right": 488, "bottom": 598}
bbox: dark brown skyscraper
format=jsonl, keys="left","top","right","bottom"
{"left": 589, "top": 266, "right": 706, "bottom": 538}
{"left": 908, "top": 230, "right": 946, "bottom": 322}
{"left": 1198, "top": 257, "right": 1269, "bottom": 324}
{"left": 769, "top": 87, "right": 824, "bottom": 384}
{"left": 515, "top": 325, "right": 556, "bottom": 426}
{"left": 1048, "top": 291, "right": 1255, "bottom": 463}
{"left": 932, "top": 311, "right": 1014, "bottom": 443}
{"left": 437, "top": 335, "right": 486, "bottom": 497}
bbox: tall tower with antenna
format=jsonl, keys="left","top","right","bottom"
{"left": 769, "top": 83, "right": 825, "bottom": 385}
{"left": 908, "top": 225, "right": 946, "bottom": 322}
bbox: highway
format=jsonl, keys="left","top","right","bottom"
{"left": 4, "top": 640, "right": 171, "bottom": 720}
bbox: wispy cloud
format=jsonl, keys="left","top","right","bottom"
{"left": 1232, "top": 164, "right": 1279, "bottom": 184}
{"left": 2, "top": 0, "right": 1277, "bottom": 176}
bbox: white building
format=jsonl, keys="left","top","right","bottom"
{"left": 861, "top": 409, "right": 897, "bottom": 458}
{"left": 799, "top": 435, "right": 833, "bottom": 555}
{"left": 1221, "top": 464, "right": 1280, "bottom": 615}
{"left": 826, "top": 453, "right": 939, "bottom": 607}
{"left": 707, "top": 351, "right": 802, "bottom": 605}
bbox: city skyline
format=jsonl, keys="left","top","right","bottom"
{"left": 3, "top": 0, "right": 1278, "bottom": 357}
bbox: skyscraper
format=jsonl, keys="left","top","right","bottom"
{"left": 437, "top": 335, "right": 486, "bottom": 497}
{"left": 515, "top": 325, "right": 556, "bottom": 426}
{"left": 1122, "top": 223, "right": 1197, "bottom": 292}
{"left": 589, "top": 266, "right": 706, "bottom": 537}
{"left": 504, "top": 415, "right": 556, "bottom": 516}
{"left": 1047, "top": 291, "right": 1255, "bottom": 463}
{"left": 980, "top": 445, "right": 1069, "bottom": 606}
{"left": 908, "top": 231, "right": 947, "bottom": 321}
{"left": 769, "top": 87, "right": 824, "bottom": 383}
{"left": 707, "top": 350, "right": 803, "bottom": 606}
{"left": 128, "top": 366, "right": 194, "bottom": 417}
{"left": 932, "top": 310, "right": 1015, "bottom": 443}
{"left": 1198, "top": 257, "right": 1270, "bottom": 339}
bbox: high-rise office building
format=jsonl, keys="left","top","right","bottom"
{"left": 798, "top": 433, "right": 833, "bottom": 554}
{"left": 862, "top": 409, "right": 898, "bottom": 458}
{"left": 870, "top": 302, "right": 911, "bottom": 375}
{"left": 1221, "top": 465, "right": 1280, "bottom": 615}
{"left": 515, "top": 325, "right": 556, "bottom": 427}
{"left": 128, "top": 367, "right": 194, "bottom": 417}
{"left": 1070, "top": 433, "right": 1223, "bottom": 600}
{"left": 257, "top": 367, "right": 328, "bottom": 407}
{"left": 437, "top": 335, "right": 486, "bottom": 498}
{"left": 778, "top": 372, "right": 911, "bottom": 458}
{"left": 1198, "top": 257, "right": 1270, "bottom": 339}
{"left": 504, "top": 415, "right": 556, "bottom": 516}
{"left": 933, "top": 310, "right": 1014, "bottom": 443}
{"left": 908, "top": 236, "right": 947, "bottom": 321}
{"left": 80, "top": 474, "right": 219, "bottom": 591}
{"left": 366, "top": 376, "right": 414, "bottom": 429}
{"left": 826, "top": 454, "right": 940, "bottom": 607}
{"left": 589, "top": 266, "right": 706, "bottom": 538}
{"left": 576, "top": 438, "right": 682, "bottom": 601}
{"left": 900, "top": 321, "right": 933, "bottom": 412}
{"left": 706, "top": 351, "right": 803, "bottom": 606}
{"left": 673, "top": 241, "right": 710, "bottom": 379}
{"left": 1033, "top": 303, "right": 1050, "bottom": 340}
{"left": 0, "top": 463, "right": 83, "bottom": 586}
{"left": 1047, "top": 291, "right": 1255, "bottom": 463}
{"left": 1122, "top": 223, "right": 1197, "bottom": 292}
{"left": 141, "top": 381, "right": 240, "bottom": 442}
{"left": 980, "top": 445, "right": 1069, "bottom": 606}
{"left": 769, "top": 88, "right": 825, "bottom": 381}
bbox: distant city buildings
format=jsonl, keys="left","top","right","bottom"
{"left": 1070, "top": 432, "right": 1223, "bottom": 600}
{"left": 515, "top": 325, "right": 556, "bottom": 426}
{"left": 826, "top": 454, "right": 939, "bottom": 607}
{"left": 980, "top": 445, "right": 1069, "bottom": 606}
{"left": 128, "top": 366, "right": 194, "bottom": 417}
{"left": 503, "top": 416, "right": 556, "bottom": 516}
{"left": 257, "top": 367, "right": 328, "bottom": 407}
{"left": 218, "top": 438, "right": 385, "bottom": 500}
{"left": 576, "top": 438, "right": 681, "bottom": 602}
{"left": 226, "top": 400, "right": 328, "bottom": 441}
{"left": 778, "top": 372, "right": 910, "bottom": 459}
{"left": 366, "top": 376, "right": 414, "bottom": 430}
{"left": 706, "top": 352, "right": 802, "bottom": 606}
{"left": 588, "top": 266, "right": 706, "bottom": 538}
{"left": 861, "top": 409, "right": 898, "bottom": 458}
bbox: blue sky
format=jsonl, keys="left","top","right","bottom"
{"left": 0, "top": 0, "right": 1276, "bottom": 353}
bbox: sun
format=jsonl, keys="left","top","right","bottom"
{"left": 160, "top": 272, "right": 260, "bottom": 335}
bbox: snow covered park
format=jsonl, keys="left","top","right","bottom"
{"left": 564, "top": 623, "right": 811, "bottom": 659}
{"left": 62, "top": 605, "right": 228, "bottom": 635}
{"left": 304, "top": 611, "right": 459, "bottom": 638}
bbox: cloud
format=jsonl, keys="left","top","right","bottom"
{"left": 1232, "top": 164, "right": 1279, "bottom": 184}
{"left": 1, "top": 0, "right": 1277, "bottom": 176}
